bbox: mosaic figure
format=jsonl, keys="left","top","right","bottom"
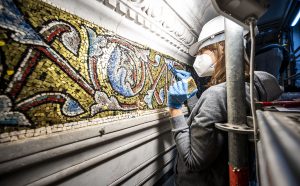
{"left": 0, "top": 0, "right": 184, "bottom": 132}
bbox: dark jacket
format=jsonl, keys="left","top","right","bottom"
{"left": 170, "top": 71, "right": 283, "bottom": 186}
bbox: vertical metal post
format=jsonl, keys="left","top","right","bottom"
{"left": 225, "top": 18, "right": 249, "bottom": 186}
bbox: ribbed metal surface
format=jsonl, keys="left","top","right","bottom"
{"left": 0, "top": 110, "right": 178, "bottom": 186}
{"left": 257, "top": 110, "right": 300, "bottom": 186}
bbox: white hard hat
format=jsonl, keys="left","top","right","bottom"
{"left": 189, "top": 16, "right": 258, "bottom": 57}
{"left": 189, "top": 16, "right": 225, "bottom": 56}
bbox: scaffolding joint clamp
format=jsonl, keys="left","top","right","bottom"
{"left": 215, "top": 123, "right": 254, "bottom": 134}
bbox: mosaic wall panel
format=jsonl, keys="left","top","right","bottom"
{"left": 0, "top": 0, "right": 185, "bottom": 135}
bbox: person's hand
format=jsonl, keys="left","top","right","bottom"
{"left": 173, "top": 69, "right": 191, "bottom": 80}
{"left": 168, "top": 70, "right": 198, "bottom": 109}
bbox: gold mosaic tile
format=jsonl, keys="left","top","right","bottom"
{"left": 0, "top": 0, "right": 185, "bottom": 133}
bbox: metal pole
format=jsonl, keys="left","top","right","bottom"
{"left": 225, "top": 18, "right": 249, "bottom": 186}
{"left": 248, "top": 18, "right": 260, "bottom": 185}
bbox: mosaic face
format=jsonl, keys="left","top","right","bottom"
{"left": 0, "top": 0, "right": 184, "bottom": 131}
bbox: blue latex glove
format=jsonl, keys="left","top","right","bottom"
{"left": 173, "top": 69, "right": 191, "bottom": 80}
{"left": 168, "top": 70, "right": 198, "bottom": 109}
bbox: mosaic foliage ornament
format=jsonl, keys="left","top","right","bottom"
{"left": 0, "top": 0, "right": 184, "bottom": 131}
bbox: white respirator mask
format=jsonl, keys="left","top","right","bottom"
{"left": 193, "top": 54, "right": 215, "bottom": 77}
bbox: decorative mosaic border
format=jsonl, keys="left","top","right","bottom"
{"left": 0, "top": 0, "right": 187, "bottom": 138}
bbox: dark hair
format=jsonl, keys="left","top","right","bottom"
{"left": 198, "top": 41, "right": 249, "bottom": 87}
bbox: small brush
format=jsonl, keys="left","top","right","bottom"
{"left": 167, "top": 62, "right": 198, "bottom": 97}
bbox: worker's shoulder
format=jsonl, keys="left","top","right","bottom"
{"left": 201, "top": 82, "right": 227, "bottom": 100}
{"left": 204, "top": 82, "right": 226, "bottom": 94}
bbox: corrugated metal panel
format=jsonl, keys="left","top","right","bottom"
{"left": 0, "top": 110, "right": 180, "bottom": 186}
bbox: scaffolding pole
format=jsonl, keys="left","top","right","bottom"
{"left": 225, "top": 18, "right": 249, "bottom": 186}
